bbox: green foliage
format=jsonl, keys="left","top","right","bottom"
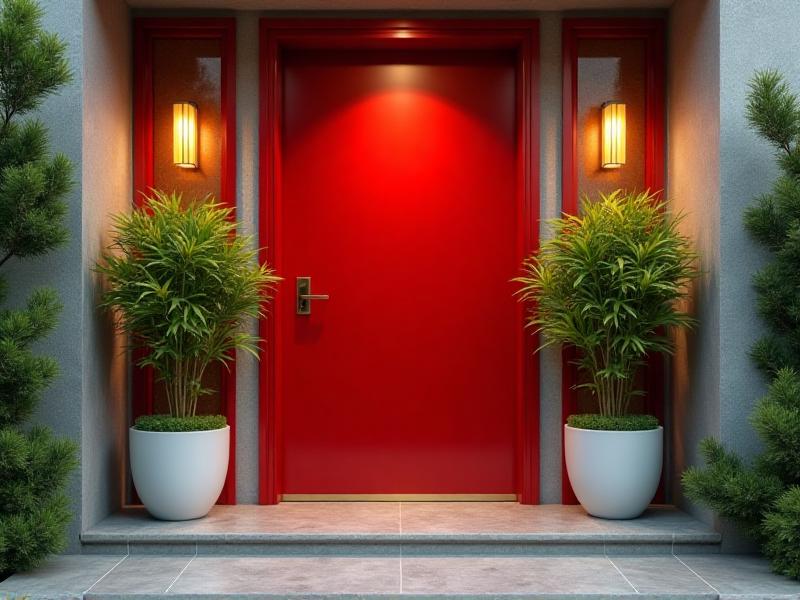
{"left": 0, "top": 426, "right": 78, "bottom": 574}
{"left": 742, "top": 70, "right": 800, "bottom": 376}
{"left": 763, "top": 486, "right": 800, "bottom": 579}
{"left": 0, "top": 0, "right": 77, "bottom": 576}
{"left": 683, "top": 70, "right": 800, "bottom": 579}
{"left": 0, "top": 0, "right": 72, "bottom": 266}
{"left": 567, "top": 413, "right": 659, "bottom": 431}
{"left": 0, "top": 287, "right": 60, "bottom": 427}
{"left": 97, "top": 190, "right": 280, "bottom": 418}
{"left": 683, "top": 438, "right": 783, "bottom": 536}
{"left": 516, "top": 190, "right": 698, "bottom": 417}
{"left": 134, "top": 414, "right": 227, "bottom": 432}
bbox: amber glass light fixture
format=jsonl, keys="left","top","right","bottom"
{"left": 601, "top": 101, "right": 626, "bottom": 169}
{"left": 173, "top": 101, "right": 198, "bottom": 169}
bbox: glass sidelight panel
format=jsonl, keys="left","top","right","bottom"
{"left": 152, "top": 38, "right": 223, "bottom": 202}
{"left": 149, "top": 36, "right": 225, "bottom": 417}
{"left": 576, "top": 38, "right": 646, "bottom": 200}
{"left": 572, "top": 36, "right": 649, "bottom": 418}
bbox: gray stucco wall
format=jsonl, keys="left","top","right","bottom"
{"left": 716, "top": 0, "right": 800, "bottom": 549}
{"left": 537, "top": 11, "right": 564, "bottom": 504}
{"left": 81, "top": 0, "right": 132, "bottom": 535}
{"left": 3, "top": 0, "right": 86, "bottom": 552}
{"left": 2, "top": 0, "right": 132, "bottom": 552}
{"left": 718, "top": 0, "right": 800, "bottom": 471}
{"left": 234, "top": 11, "right": 262, "bottom": 504}
{"left": 667, "top": 0, "right": 800, "bottom": 551}
{"left": 666, "top": 0, "right": 720, "bottom": 526}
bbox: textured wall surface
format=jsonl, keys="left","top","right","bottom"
{"left": 3, "top": 0, "right": 86, "bottom": 552}
{"left": 667, "top": 0, "right": 800, "bottom": 551}
{"left": 718, "top": 0, "right": 800, "bottom": 473}
{"left": 716, "top": 0, "right": 800, "bottom": 550}
{"left": 1, "top": 0, "right": 132, "bottom": 552}
{"left": 234, "top": 12, "right": 262, "bottom": 504}
{"left": 537, "top": 12, "right": 564, "bottom": 504}
{"left": 81, "top": 0, "right": 131, "bottom": 537}
{"left": 666, "top": 0, "right": 720, "bottom": 526}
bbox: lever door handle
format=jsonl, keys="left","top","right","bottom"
{"left": 296, "top": 277, "right": 329, "bottom": 315}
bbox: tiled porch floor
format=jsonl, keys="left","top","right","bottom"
{"left": 81, "top": 503, "right": 721, "bottom": 546}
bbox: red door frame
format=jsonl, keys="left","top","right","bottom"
{"left": 132, "top": 18, "right": 238, "bottom": 504}
{"left": 258, "top": 19, "right": 540, "bottom": 505}
{"left": 561, "top": 18, "right": 666, "bottom": 504}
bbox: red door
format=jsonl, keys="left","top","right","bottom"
{"left": 273, "top": 44, "right": 529, "bottom": 498}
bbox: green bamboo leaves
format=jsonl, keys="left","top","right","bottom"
{"left": 97, "top": 190, "right": 280, "bottom": 419}
{"left": 516, "top": 190, "right": 699, "bottom": 418}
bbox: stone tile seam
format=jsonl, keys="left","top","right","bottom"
{"left": 672, "top": 541, "right": 721, "bottom": 596}
{"left": 164, "top": 542, "right": 199, "bottom": 594}
{"left": 606, "top": 554, "right": 640, "bottom": 594}
{"left": 81, "top": 548, "right": 130, "bottom": 596}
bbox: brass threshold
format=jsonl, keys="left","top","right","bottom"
{"left": 280, "top": 493, "right": 518, "bottom": 502}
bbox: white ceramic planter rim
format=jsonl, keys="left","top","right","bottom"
{"left": 130, "top": 426, "right": 228, "bottom": 435}
{"left": 565, "top": 425, "right": 663, "bottom": 434}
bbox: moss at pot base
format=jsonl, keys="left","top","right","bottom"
{"left": 568, "top": 414, "right": 659, "bottom": 431}
{"left": 134, "top": 414, "right": 227, "bottom": 432}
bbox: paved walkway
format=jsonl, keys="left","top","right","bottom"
{"left": 3, "top": 504, "right": 799, "bottom": 598}
{"left": 3, "top": 552, "right": 800, "bottom": 598}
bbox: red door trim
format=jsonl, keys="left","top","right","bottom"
{"left": 132, "top": 18, "right": 238, "bottom": 504}
{"left": 561, "top": 18, "right": 666, "bottom": 504}
{"left": 259, "top": 18, "right": 540, "bottom": 505}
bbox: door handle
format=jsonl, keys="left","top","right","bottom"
{"left": 296, "top": 276, "right": 329, "bottom": 315}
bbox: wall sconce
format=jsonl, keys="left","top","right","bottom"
{"left": 601, "top": 101, "right": 626, "bottom": 169}
{"left": 173, "top": 101, "right": 198, "bottom": 169}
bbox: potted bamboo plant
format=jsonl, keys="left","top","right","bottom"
{"left": 516, "top": 190, "right": 698, "bottom": 519}
{"left": 98, "top": 191, "right": 279, "bottom": 520}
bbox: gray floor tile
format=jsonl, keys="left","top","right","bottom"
{"left": 88, "top": 556, "right": 191, "bottom": 594}
{"left": 191, "top": 503, "right": 401, "bottom": 535}
{"left": 83, "top": 503, "right": 719, "bottom": 547}
{"left": 679, "top": 554, "right": 800, "bottom": 597}
{"left": 398, "top": 502, "right": 718, "bottom": 543}
{"left": 401, "top": 556, "right": 635, "bottom": 595}
{"left": 84, "top": 503, "right": 401, "bottom": 541}
{"left": 0, "top": 555, "right": 124, "bottom": 599}
{"left": 400, "top": 502, "right": 610, "bottom": 535}
{"left": 610, "top": 555, "right": 716, "bottom": 594}
{"left": 607, "top": 506, "right": 722, "bottom": 541}
{"left": 168, "top": 556, "right": 401, "bottom": 594}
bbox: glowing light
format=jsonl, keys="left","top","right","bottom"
{"left": 173, "top": 101, "right": 198, "bottom": 169}
{"left": 601, "top": 101, "right": 626, "bottom": 169}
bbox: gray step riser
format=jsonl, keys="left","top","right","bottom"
{"left": 81, "top": 541, "right": 721, "bottom": 557}
{"left": 85, "top": 594, "right": 721, "bottom": 600}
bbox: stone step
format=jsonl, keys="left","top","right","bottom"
{"left": 4, "top": 553, "right": 800, "bottom": 599}
{"left": 80, "top": 503, "right": 721, "bottom": 557}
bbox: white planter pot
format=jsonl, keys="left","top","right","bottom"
{"left": 565, "top": 424, "right": 663, "bottom": 519}
{"left": 129, "top": 425, "right": 229, "bottom": 521}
